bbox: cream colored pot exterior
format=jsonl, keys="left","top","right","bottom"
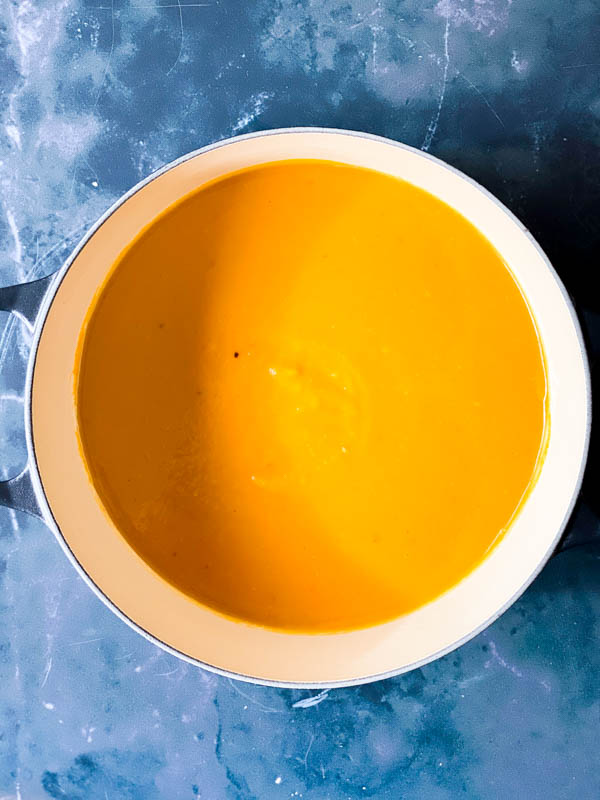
{"left": 25, "top": 129, "right": 590, "bottom": 686}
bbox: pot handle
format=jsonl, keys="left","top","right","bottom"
{"left": 555, "top": 502, "right": 599, "bottom": 554}
{"left": 0, "top": 274, "right": 56, "bottom": 519}
{"left": 0, "top": 272, "right": 56, "bottom": 328}
{"left": 0, "top": 466, "right": 42, "bottom": 518}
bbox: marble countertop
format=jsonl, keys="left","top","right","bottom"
{"left": 1, "top": 1, "right": 599, "bottom": 797}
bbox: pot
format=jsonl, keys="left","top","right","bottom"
{"left": 0, "top": 129, "right": 591, "bottom": 687}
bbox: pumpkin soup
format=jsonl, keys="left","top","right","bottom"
{"left": 75, "top": 160, "right": 547, "bottom": 633}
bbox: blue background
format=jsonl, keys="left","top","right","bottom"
{"left": 1, "top": 1, "right": 599, "bottom": 797}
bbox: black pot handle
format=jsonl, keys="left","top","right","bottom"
{"left": 0, "top": 274, "right": 56, "bottom": 518}
{"left": 0, "top": 272, "right": 56, "bottom": 328}
{"left": 0, "top": 466, "right": 42, "bottom": 518}
{"left": 554, "top": 501, "right": 599, "bottom": 554}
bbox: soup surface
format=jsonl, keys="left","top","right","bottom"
{"left": 76, "top": 160, "right": 547, "bottom": 632}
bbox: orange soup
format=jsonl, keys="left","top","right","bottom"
{"left": 76, "top": 160, "right": 547, "bottom": 633}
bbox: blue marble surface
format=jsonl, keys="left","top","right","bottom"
{"left": 1, "top": 1, "right": 599, "bottom": 797}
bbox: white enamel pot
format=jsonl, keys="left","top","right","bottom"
{"left": 0, "top": 129, "right": 591, "bottom": 687}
